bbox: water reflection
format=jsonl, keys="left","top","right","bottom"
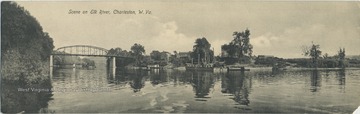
{"left": 98, "top": 67, "right": 359, "bottom": 113}
{"left": 337, "top": 69, "right": 346, "bottom": 85}
{"left": 189, "top": 71, "right": 216, "bottom": 100}
{"left": 310, "top": 69, "right": 345, "bottom": 93}
{"left": 113, "top": 69, "right": 129, "bottom": 87}
{"left": 1, "top": 78, "right": 53, "bottom": 113}
{"left": 310, "top": 70, "right": 321, "bottom": 92}
{"left": 129, "top": 70, "right": 147, "bottom": 92}
{"left": 26, "top": 66, "right": 360, "bottom": 113}
{"left": 150, "top": 69, "right": 168, "bottom": 86}
{"left": 337, "top": 69, "right": 346, "bottom": 92}
{"left": 107, "top": 68, "right": 148, "bottom": 92}
{"left": 221, "top": 71, "right": 251, "bottom": 106}
{"left": 107, "top": 67, "right": 219, "bottom": 97}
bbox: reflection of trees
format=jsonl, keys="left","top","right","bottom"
{"left": 336, "top": 69, "right": 346, "bottom": 92}
{"left": 310, "top": 70, "right": 321, "bottom": 92}
{"left": 1, "top": 78, "right": 53, "bottom": 113}
{"left": 337, "top": 69, "right": 346, "bottom": 85}
{"left": 190, "top": 71, "right": 215, "bottom": 98}
{"left": 149, "top": 69, "right": 169, "bottom": 86}
{"left": 109, "top": 68, "right": 129, "bottom": 87}
{"left": 175, "top": 71, "right": 193, "bottom": 85}
{"left": 129, "top": 71, "right": 146, "bottom": 93}
{"left": 221, "top": 71, "right": 251, "bottom": 106}
{"left": 106, "top": 68, "right": 132, "bottom": 84}
{"left": 106, "top": 68, "right": 147, "bottom": 92}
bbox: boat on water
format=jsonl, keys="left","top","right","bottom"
{"left": 185, "top": 63, "right": 214, "bottom": 71}
{"left": 227, "top": 67, "right": 250, "bottom": 72}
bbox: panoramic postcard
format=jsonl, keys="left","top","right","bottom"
{"left": 1, "top": 1, "right": 360, "bottom": 113}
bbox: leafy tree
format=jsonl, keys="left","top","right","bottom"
{"left": 108, "top": 48, "right": 116, "bottom": 55}
{"left": 338, "top": 48, "right": 346, "bottom": 68}
{"left": 52, "top": 51, "right": 85, "bottom": 66}
{"left": 232, "top": 29, "right": 253, "bottom": 57}
{"left": 150, "top": 50, "right": 162, "bottom": 61}
{"left": 170, "top": 56, "right": 182, "bottom": 67}
{"left": 323, "top": 53, "right": 329, "bottom": 59}
{"left": 221, "top": 44, "right": 237, "bottom": 58}
{"left": 107, "top": 47, "right": 131, "bottom": 57}
{"left": 106, "top": 47, "right": 134, "bottom": 67}
{"left": 222, "top": 29, "right": 253, "bottom": 58}
{"left": 131, "top": 43, "right": 145, "bottom": 56}
{"left": 302, "top": 42, "right": 322, "bottom": 67}
{"left": 130, "top": 43, "right": 145, "bottom": 66}
{"left": 1, "top": 2, "right": 54, "bottom": 61}
{"left": 1, "top": 1, "right": 55, "bottom": 80}
{"left": 82, "top": 58, "right": 95, "bottom": 67}
{"left": 1, "top": 2, "right": 55, "bottom": 112}
{"left": 191, "top": 37, "right": 214, "bottom": 64}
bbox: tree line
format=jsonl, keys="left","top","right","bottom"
{"left": 106, "top": 29, "right": 255, "bottom": 68}
{"left": 301, "top": 42, "right": 346, "bottom": 68}
{"left": 52, "top": 51, "right": 96, "bottom": 68}
{"left": 106, "top": 43, "right": 145, "bottom": 67}
{"left": 1, "top": 1, "right": 54, "bottom": 81}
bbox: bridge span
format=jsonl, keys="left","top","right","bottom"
{"left": 50, "top": 45, "right": 134, "bottom": 70}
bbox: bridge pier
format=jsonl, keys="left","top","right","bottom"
{"left": 111, "top": 57, "right": 116, "bottom": 77}
{"left": 112, "top": 57, "right": 116, "bottom": 69}
{"left": 50, "top": 55, "right": 53, "bottom": 78}
{"left": 50, "top": 55, "right": 53, "bottom": 67}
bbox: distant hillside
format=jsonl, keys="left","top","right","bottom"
{"left": 347, "top": 55, "right": 360, "bottom": 60}
{"left": 84, "top": 57, "right": 107, "bottom": 68}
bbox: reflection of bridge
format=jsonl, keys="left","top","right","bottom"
{"left": 50, "top": 45, "right": 133, "bottom": 69}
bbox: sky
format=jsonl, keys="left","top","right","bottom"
{"left": 17, "top": 1, "right": 360, "bottom": 58}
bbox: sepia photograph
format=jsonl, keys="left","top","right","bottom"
{"left": 1, "top": 1, "right": 360, "bottom": 113}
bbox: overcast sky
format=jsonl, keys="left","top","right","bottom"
{"left": 18, "top": 1, "right": 360, "bottom": 58}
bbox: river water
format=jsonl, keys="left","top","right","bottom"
{"left": 3, "top": 63, "right": 360, "bottom": 113}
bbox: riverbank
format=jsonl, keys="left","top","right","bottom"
{"left": 248, "top": 67, "right": 360, "bottom": 70}
{"left": 169, "top": 66, "right": 360, "bottom": 72}
{"left": 53, "top": 64, "right": 95, "bottom": 69}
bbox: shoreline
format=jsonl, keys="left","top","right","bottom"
{"left": 170, "top": 66, "right": 360, "bottom": 72}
